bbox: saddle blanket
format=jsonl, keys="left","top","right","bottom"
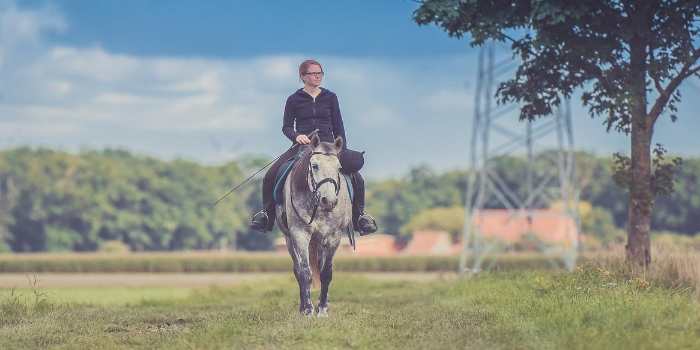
{"left": 273, "top": 155, "right": 353, "bottom": 205}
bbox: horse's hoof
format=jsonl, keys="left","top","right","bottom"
{"left": 316, "top": 306, "right": 329, "bottom": 317}
{"left": 300, "top": 306, "right": 314, "bottom": 317}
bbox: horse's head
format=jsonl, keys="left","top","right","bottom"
{"left": 308, "top": 133, "right": 343, "bottom": 211}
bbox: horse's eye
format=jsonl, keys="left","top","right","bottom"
{"left": 311, "top": 164, "right": 319, "bottom": 171}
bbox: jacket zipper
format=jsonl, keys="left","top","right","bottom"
{"left": 312, "top": 96, "right": 316, "bottom": 117}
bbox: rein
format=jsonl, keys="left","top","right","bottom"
{"left": 211, "top": 129, "right": 320, "bottom": 207}
{"left": 290, "top": 151, "right": 341, "bottom": 225}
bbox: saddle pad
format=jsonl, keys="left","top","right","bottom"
{"left": 273, "top": 156, "right": 298, "bottom": 205}
{"left": 343, "top": 173, "right": 354, "bottom": 202}
{"left": 273, "top": 157, "right": 355, "bottom": 205}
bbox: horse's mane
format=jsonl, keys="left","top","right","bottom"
{"left": 290, "top": 145, "right": 313, "bottom": 195}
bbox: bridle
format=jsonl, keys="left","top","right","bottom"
{"left": 291, "top": 151, "right": 341, "bottom": 225}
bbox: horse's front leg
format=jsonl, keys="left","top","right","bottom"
{"left": 285, "top": 231, "right": 314, "bottom": 316}
{"left": 317, "top": 242, "right": 338, "bottom": 317}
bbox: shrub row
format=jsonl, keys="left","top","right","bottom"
{"left": 0, "top": 253, "right": 566, "bottom": 273}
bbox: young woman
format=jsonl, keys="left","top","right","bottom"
{"left": 250, "top": 59, "right": 377, "bottom": 235}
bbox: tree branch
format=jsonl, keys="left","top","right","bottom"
{"left": 652, "top": 76, "right": 664, "bottom": 95}
{"left": 689, "top": 65, "right": 700, "bottom": 77}
{"left": 649, "top": 48, "right": 700, "bottom": 123}
{"left": 649, "top": 47, "right": 665, "bottom": 95}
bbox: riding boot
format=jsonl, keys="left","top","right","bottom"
{"left": 350, "top": 172, "right": 377, "bottom": 236}
{"left": 250, "top": 146, "right": 299, "bottom": 232}
{"left": 250, "top": 170, "right": 275, "bottom": 232}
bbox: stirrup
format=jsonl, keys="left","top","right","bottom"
{"left": 357, "top": 213, "right": 377, "bottom": 236}
{"left": 250, "top": 210, "right": 269, "bottom": 232}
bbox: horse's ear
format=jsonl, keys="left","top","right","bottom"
{"left": 334, "top": 136, "right": 344, "bottom": 151}
{"left": 310, "top": 133, "right": 320, "bottom": 148}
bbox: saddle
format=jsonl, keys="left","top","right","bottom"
{"left": 272, "top": 153, "right": 354, "bottom": 206}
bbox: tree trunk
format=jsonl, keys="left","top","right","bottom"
{"left": 627, "top": 117, "right": 653, "bottom": 267}
{"left": 626, "top": 26, "right": 653, "bottom": 267}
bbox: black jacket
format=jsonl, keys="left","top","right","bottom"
{"left": 282, "top": 88, "right": 347, "bottom": 147}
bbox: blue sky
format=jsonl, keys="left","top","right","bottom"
{"left": 32, "top": 0, "right": 466, "bottom": 58}
{"left": 1, "top": 0, "right": 699, "bottom": 179}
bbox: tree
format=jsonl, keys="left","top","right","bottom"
{"left": 0, "top": 173, "right": 17, "bottom": 252}
{"left": 0, "top": 148, "right": 257, "bottom": 252}
{"left": 414, "top": 0, "right": 700, "bottom": 266}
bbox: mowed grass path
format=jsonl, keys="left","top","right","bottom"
{"left": 2, "top": 268, "right": 700, "bottom": 349}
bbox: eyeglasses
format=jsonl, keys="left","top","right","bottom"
{"left": 303, "top": 72, "right": 324, "bottom": 77}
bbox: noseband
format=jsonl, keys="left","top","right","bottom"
{"left": 291, "top": 151, "right": 341, "bottom": 225}
{"left": 309, "top": 152, "right": 341, "bottom": 196}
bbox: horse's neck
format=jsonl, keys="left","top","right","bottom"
{"left": 288, "top": 154, "right": 313, "bottom": 206}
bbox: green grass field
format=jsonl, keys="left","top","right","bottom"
{"left": 1, "top": 267, "right": 699, "bottom": 349}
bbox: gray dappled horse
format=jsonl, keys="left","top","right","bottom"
{"left": 275, "top": 134, "right": 352, "bottom": 317}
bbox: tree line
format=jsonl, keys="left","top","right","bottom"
{"left": 367, "top": 150, "right": 700, "bottom": 239}
{"left": 0, "top": 148, "right": 267, "bottom": 252}
{"left": 0, "top": 147, "right": 698, "bottom": 253}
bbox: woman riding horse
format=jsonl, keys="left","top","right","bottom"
{"left": 250, "top": 59, "right": 377, "bottom": 235}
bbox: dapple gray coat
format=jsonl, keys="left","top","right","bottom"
{"left": 275, "top": 134, "right": 352, "bottom": 316}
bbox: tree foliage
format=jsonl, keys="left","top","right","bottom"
{"left": 415, "top": 1, "right": 700, "bottom": 128}
{"left": 1, "top": 147, "right": 699, "bottom": 252}
{"left": 368, "top": 152, "right": 700, "bottom": 238}
{"left": 0, "top": 147, "right": 270, "bottom": 252}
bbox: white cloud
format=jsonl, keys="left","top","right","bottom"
{"left": 0, "top": 0, "right": 65, "bottom": 66}
{"left": 420, "top": 89, "right": 472, "bottom": 115}
{"left": 3, "top": 43, "right": 290, "bottom": 134}
{"left": 0, "top": 3, "right": 479, "bottom": 174}
{"left": 0, "top": 0, "right": 65, "bottom": 41}
{"left": 47, "top": 46, "right": 141, "bottom": 82}
{"left": 258, "top": 56, "right": 298, "bottom": 81}
{"left": 1, "top": 1, "right": 697, "bottom": 179}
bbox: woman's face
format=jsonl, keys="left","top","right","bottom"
{"left": 302, "top": 64, "right": 324, "bottom": 88}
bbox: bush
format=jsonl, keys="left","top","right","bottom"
{"left": 580, "top": 234, "right": 603, "bottom": 251}
{"left": 584, "top": 247, "right": 700, "bottom": 301}
{"left": 652, "top": 231, "right": 700, "bottom": 251}
{"left": 98, "top": 240, "right": 131, "bottom": 254}
{"left": 400, "top": 207, "right": 464, "bottom": 241}
{"left": 0, "top": 252, "right": 571, "bottom": 273}
{"left": 0, "top": 277, "right": 52, "bottom": 327}
{"left": 512, "top": 232, "right": 545, "bottom": 252}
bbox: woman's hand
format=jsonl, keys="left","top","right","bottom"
{"left": 296, "top": 134, "right": 311, "bottom": 144}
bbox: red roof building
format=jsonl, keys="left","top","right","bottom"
{"left": 471, "top": 209, "right": 578, "bottom": 244}
{"left": 338, "top": 234, "right": 401, "bottom": 256}
{"left": 273, "top": 209, "right": 578, "bottom": 256}
{"left": 400, "top": 230, "right": 453, "bottom": 255}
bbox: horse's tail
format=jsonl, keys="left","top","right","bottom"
{"left": 308, "top": 237, "right": 322, "bottom": 289}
